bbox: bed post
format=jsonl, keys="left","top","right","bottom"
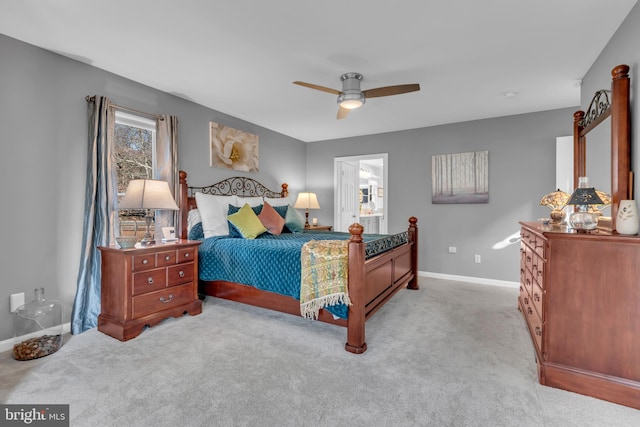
{"left": 179, "top": 170, "right": 188, "bottom": 240}
{"left": 407, "top": 216, "right": 419, "bottom": 290}
{"left": 345, "top": 223, "right": 367, "bottom": 354}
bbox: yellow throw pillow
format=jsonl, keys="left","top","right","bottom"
{"left": 227, "top": 203, "right": 267, "bottom": 239}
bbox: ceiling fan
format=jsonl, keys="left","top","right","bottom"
{"left": 293, "top": 72, "right": 420, "bottom": 119}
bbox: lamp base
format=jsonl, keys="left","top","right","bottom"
{"left": 569, "top": 211, "right": 598, "bottom": 231}
{"left": 141, "top": 211, "right": 155, "bottom": 245}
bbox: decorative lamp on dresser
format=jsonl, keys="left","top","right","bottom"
{"left": 518, "top": 65, "right": 639, "bottom": 410}
{"left": 98, "top": 240, "right": 202, "bottom": 341}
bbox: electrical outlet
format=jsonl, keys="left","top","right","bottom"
{"left": 10, "top": 292, "right": 25, "bottom": 313}
{"left": 448, "top": 246, "right": 457, "bottom": 254}
{"left": 474, "top": 254, "right": 481, "bottom": 264}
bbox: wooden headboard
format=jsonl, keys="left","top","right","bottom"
{"left": 178, "top": 171, "right": 289, "bottom": 239}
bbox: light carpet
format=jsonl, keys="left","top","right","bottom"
{"left": 1, "top": 278, "right": 639, "bottom": 426}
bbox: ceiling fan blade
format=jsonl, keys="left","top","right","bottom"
{"left": 293, "top": 81, "right": 341, "bottom": 95}
{"left": 363, "top": 83, "right": 420, "bottom": 99}
{"left": 337, "top": 106, "right": 349, "bottom": 120}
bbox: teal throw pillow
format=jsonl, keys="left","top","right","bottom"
{"left": 284, "top": 204, "right": 305, "bottom": 233}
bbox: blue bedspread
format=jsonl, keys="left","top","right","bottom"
{"left": 198, "top": 231, "right": 395, "bottom": 319}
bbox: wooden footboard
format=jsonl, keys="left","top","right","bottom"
{"left": 178, "top": 171, "right": 419, "bottom": 353}
{"left": 345, "top": 218, "right": 418, "bottom": 353}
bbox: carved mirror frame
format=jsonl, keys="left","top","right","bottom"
{"left": 573, "top": 64, "right": 631, "bottom": 232}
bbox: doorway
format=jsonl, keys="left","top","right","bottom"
{"left": 334, "top": 153, "right": 388, "bottom": 234}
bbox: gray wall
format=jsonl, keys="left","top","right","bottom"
{"left": 306, "top": 108, "right": 575, "bottom": 283}
{"left": 0, "top": 34, "right": 306, "bottom": 342}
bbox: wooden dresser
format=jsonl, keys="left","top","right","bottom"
{"left": 519, "top": 222, "right": 640, "bottom": 409}
{"left": 98, "top": 240, "right": 202, "bottom": 341}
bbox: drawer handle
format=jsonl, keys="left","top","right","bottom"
{"left": 535, "top": 326, "right": 542, "bottom": 336}
{"left": 178, "top": 271, "right": 185, "bottom": 278}
{"left": 527, "top": 307, "right": 533, "bottom": 315}
{"left": 165, "top": 255, "right": 171, "bottom": 261}
{"left": 142, "top": 259, "right": 149, "bottom": 265}
{"left": 147, "top": 277, "right": 154, "bottom": 284}
{"left": 184, "top": 253, "right": 190, "bottom": 258}
{"left": 160, "top": 294, "right": 173, "bottom": 303}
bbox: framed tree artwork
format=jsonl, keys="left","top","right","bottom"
{"left": 432, "top": 150, "right": 489, "bottom": 204}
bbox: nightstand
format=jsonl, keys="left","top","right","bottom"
{"left": 305, "top": 224, "right": 333, "bottom": 231}
{"left": 97, "top": 240, "right": 202, "bottom": 341}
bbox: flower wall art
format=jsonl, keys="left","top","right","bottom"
{"left": 209, "top": 121, "right": 259, "bottom": 172}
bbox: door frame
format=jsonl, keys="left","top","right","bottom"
{"left": 334, "top": 153, "right": 388, "bottom": 234}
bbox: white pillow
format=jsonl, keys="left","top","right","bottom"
{"left": 236, "top": 196, "right": 264, "bottom": 207}
{"left": 264, "top": 196, "right": 292, "bottom": 207}
{"left": 187, "top": 209, "right": 202, "bottom": 234}
{"left": 195, "top": 193, "right": 238, "bottom": 238}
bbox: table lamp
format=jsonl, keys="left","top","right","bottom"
{"left": 294, "top": 192, "right": 320, "bottom": 228}
{"left": 567, "top": 177, "right": 604, "bottom": 231}
{"left": 540, "top": 189, "right": 571, "bottom": 224}
{"left": 119, "top": 179, "right": 179, "bottom": 245}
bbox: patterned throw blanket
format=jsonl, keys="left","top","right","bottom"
{"left": 300, "top": 240, "right": 351, "bottom": 319}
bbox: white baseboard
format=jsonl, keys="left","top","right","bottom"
{"left": 0, "top": 322, "right": 71, "bottom": 354}
{"left": 419, "top": 270, "right": 519, "bottom": 289}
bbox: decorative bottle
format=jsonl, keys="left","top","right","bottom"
{"left": 616, "top": 200, "right": 639, "bottom": 235}
{"left": 12, "top": 288, "right": 63, "bottom": 361}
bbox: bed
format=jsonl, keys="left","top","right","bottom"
{"left": 178, "top": 171, "right": 419, "bottom": 353}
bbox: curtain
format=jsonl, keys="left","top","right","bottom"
{"left": 155, "top": 115, "right": 179, "bottom": 233}
{"left": 71, "top": 96, "right": 116, "bottom": 334}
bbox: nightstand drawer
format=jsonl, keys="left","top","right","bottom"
{"left": 133, "top": 268, "right": 167, "bottom": 295}
{"left": 156, "top": 250, "right": 177, "bottom": 267}
{"left": 177, "top": 247, "right": 196, "bottom": 263}
{"left": 133, "top": 253, "right": 157, "bottom": 271}
{"left": 167, "top": 262, "right": 194, "bottom": 286}
{"left": 132, "top": 283, "right": 193, "bottom": 318}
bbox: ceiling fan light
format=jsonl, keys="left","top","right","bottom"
{"left": 337, "top": 92, "right": 365, "bottom": 110}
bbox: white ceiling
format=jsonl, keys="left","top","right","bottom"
{"left": 1, "top": 1, "right": 636, "bottom": 142}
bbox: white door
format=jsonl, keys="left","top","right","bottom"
{"left": 334, "top": 154, "right": 388, "bottom": 234}
{"left": 335, "top": 161, "right": 358, "bottom": 232}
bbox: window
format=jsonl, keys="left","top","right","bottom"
{"left": 114, "top": 110, "right": 157, "bottom": 238}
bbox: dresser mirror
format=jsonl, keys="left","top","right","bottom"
{"left": 573, "top": 64, "right": 631, "bottom": 232}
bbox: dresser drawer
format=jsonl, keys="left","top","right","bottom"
{"left": 532, "top": 234, "right": 546, "bottom": 258}
{"left": 132, "top": 283, "right": 194, "bottom": 318}
{"left": 167, "top": 262, "right": 194, "bottom": 286}
{"left": 533, "top": 256, "right": 545, "bottom": 289}
{"left": 524, "top": 244, "right": 534, "bottom": 273}
{"left": 524, "top": 267, "right": 533, "bottom": 298}
{"left": 526, "top": 303, "right": 543, "bottom": 356}
{"left": 531, "top": 282, "right": 544, "bottom": 319}
{"left": 133, "top": 268, "right": 167, "bottom": 295}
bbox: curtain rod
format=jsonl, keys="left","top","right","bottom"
{"left": 85, "top": 95, "right": 164, "bottom": 121}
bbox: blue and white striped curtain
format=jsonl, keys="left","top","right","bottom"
{"left": 71, "top": 96, "right": 116, "bottom": 334}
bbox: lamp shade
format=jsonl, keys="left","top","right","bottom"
{"left": 567, "top": 187, "right": 605, "bottom": 206}
{"left": 119, "top": 179, "right": 179, "bottom": 210}
{"left": 294, "top": 192, "right": 320, "bottom": 210}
